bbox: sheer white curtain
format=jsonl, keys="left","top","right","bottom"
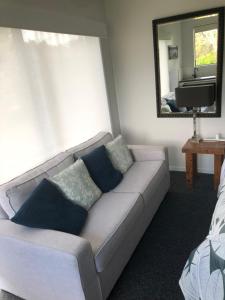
{"left": 0, "top": 28, "right": 111, "bottom": 184}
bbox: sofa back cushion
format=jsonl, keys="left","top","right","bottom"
{"left": 0, "top": 132, "right": 113, "bottom": 218}
{"left": 0, "top": 153, "right": 74, "bottom": 218}
{"left": 67, "top": 132, "right": 113, "bottom": 158}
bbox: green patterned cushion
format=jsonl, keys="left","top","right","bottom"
{"left": 106, "top": 135, "right": 133, "bottom": 174}
{"left": 50, "top": 159, "right": 101, "bottom": 210}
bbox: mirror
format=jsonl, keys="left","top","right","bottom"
{"left": 153, "top": 7, "right": 224, "bottom": 117}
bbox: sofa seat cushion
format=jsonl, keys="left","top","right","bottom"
{"left": 80, "top": 191, "right": 143, "bottom": 272}
{"left": 113, "top": 161, "right": 168, "bottom": 206}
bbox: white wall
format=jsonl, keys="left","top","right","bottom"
{"left": 104, "top": 0, "right": 225, "bottom": 173}
{"left": 158, "top": 40, "right": 170, "bottom": 96}
{"left": 158, "top": 22, "right": 183, "bottom": 92}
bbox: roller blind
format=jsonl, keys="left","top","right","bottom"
{"left": 0, "top": 28, "right": 111, "bottom": 184}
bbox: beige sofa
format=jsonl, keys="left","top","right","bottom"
{"left": 0, "top": 132, "right": 170, "bottom": 300}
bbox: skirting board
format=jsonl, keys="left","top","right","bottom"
{"left": 169, "top": 165, "right": 214, "bottom": 174}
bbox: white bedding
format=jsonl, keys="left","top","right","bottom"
{"left": 180, "top": 175, "right": 225, "bottom": 300}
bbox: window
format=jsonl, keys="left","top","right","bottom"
{"left": 0, "top": 28, "right": 111, "bottom": 184}
{"left": 194, "top": 26, "right": 218, "bottom": 66}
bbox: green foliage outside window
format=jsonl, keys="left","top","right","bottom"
{"left": 194, "top": 29, "right": 218, "bottom": 66}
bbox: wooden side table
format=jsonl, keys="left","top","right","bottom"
{"left": 182, "top": 139, "right": 225, "bottom": 190}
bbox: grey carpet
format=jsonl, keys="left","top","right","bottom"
{"left": 0, "top": 172, "right": 217, "bottom": 300}
{"left": 108, "top": 171, "right": 217, "bottom": 300}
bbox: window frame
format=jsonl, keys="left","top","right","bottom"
{"left": 193, "top": 23, "right": 218, "bottom": 67}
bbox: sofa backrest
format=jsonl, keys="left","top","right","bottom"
{"left": 0, "top": 152, "right": 74, "bottom": 219}
{"left": 0, "top": 132, "right": 113, "bottom": 219}
{"left": 67, "top": 132, "right": 113, "bottom": 158}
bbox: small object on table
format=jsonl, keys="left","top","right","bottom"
{"left": 182, "top": 139, "right": 225, "bottom": 190}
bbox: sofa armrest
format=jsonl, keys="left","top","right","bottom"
{"left": 128, "top": 145, "right": 168, "bottom": 162}
{"left": 0, "top": 220, "right": 102, "bottom": 300}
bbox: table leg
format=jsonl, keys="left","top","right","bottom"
{"left": 193, "top": 153, "right": 197, "bottom": 177}
{"left": 214, "top": 154, "right": 224, "bottom": 190}
{"left": 185, "top": 153, "right": 197, "bottom": 188}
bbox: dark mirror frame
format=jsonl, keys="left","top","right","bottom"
{"left": 152, "top": 7, "right": 224, "bottom": 118}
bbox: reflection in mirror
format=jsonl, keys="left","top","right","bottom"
{"left": 153, "top": 8, "right": 224, "bottom": 117}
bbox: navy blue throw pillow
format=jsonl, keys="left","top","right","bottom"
{"left": 165, "top": 99, "right": 180, "bottom": 112}
{"left": 82, "top": 145, "right": 123, "bottom": 193}
{"left": 11, "top": 179, "right": 88, "bottom": 235}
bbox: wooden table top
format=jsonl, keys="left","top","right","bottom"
{"left": 182, "top": 139, "right": 225, "bottom": 155}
